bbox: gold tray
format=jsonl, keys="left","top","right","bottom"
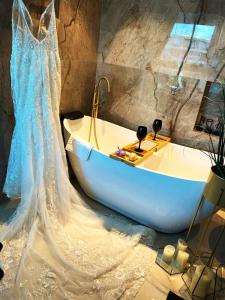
{"left": 109, "top": 133, "right": 171, "bottom": 166}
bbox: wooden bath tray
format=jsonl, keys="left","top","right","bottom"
{"left": 110, "top": 133, "right": 171, "bottom": 166}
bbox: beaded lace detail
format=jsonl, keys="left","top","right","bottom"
{"left": 1, "top": 0, "right": 155, "bottom": 299}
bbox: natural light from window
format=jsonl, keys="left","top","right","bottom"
{"left": 158, "top": 23, "right": 216, "bottom": 79}
{"left": 171, "top": 23, "right": 215, "bottom": 42}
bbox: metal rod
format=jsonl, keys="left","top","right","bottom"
{"left": 185, "top": 195, "right": 204, "bottom": 242}
{"left": 191, "top": 230, "right": 225, "bottom": 299}
{"left": 207, "top": 223, "right": 225, "bottom": 268}
{"left": 213, "top": 264, "right": 222, "bottom": 300}
{"left": 196, "top": 188, "right": 224, "bottom": 254}
{"left": 88, "top": 77, "right": 110, "bottom": 151}
{"left": 88, "top": 87, "right": 97, "bottom": 143}
{"left": 191, "top": 265, "right": 208, "bottom": 296}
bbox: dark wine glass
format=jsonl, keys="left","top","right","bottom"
{"left": 152, "top": 119, "right": 162, "bottom": 140}
{"left": 136, "top": 126, "right": 147, "bottom": 152}
{"left": 0, "top": 268, "right": 4, "bottom": 281}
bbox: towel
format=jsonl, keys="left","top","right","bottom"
{"left": 66, "top": 135, "right": 94, "bottom": 161}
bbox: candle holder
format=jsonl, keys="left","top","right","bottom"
{"left": 185, "top": 167, "right": 225, "bottom": 256}
{"left": 156, "top": 168, "right": 225, "bottom": 281}
{"left": 180, "top": 223, "right": 225, "bottom": 299}
{"left": 179, "top": 174, "right": 225, "bottom": 300}
{"left": 181, "top": 261, "right": 225, "bottom": 299}
{"left": 155, "top": 245, "right": 195, "bottom": 276}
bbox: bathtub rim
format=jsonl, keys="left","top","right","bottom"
{"left": 63, "top": 116, "right": 210, "bottom": 184}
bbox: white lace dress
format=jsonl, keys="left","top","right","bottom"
{"left": 1, "top": 0, "right": 155, "bottom": 299}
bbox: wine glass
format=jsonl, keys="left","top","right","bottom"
{"left": 152, "top": 119, "right": 162, "bottom": 140}
{"left": 136, "top": 126, "right": 147, "bottom": 152}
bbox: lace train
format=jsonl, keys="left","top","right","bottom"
{"left": 1, "top": 201, "right": 155, "bottom": 299}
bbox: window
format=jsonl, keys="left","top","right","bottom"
{"left": 171, "top": 23, "right": 215, "bottom": 43}
{"left": 159, "top": 23, "right": 215, "bottom": 78}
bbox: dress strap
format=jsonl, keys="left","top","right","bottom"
{"left": 12, "top": 0, "right": 33, "bottom": 33}
{"left": 14, "top": 0, "right": 55, "bottom": 43}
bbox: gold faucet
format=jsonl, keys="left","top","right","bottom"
{"left": 88, "top": 77, "right": 111, "bottom": 149}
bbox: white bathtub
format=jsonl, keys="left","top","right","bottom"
{"left": 63, "top": 116, "right": 213, "bottom": 233}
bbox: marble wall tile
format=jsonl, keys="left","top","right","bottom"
{"left": 96, "top": 0, "right": 225, "bottom": 150}
{"left": 60, "top": 60, "right": 97, "bottom": 113}
{"left": 0, "top": 0, "right": 101, "bottom": 200}
{"left": 97, "top": 62, "right": 171, "bottom": 132}
{"left": 98, "top": 0, "right": 199, "bottom": 70}
{"left": 58, "top": 0, "right": 101, "bottom": 113}
{"left": 58, "top": 0, "right": 101, "bottom": 63}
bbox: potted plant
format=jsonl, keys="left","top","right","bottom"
{"left": 203, "top": 83, "right": 225, "bottom": 208}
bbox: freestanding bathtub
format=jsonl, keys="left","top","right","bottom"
{"left": 63, "top": 116, "right": 213, "bottom": 233}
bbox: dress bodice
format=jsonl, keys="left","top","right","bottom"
{"left": 11, "top": 0, "right": 61, "bottom": 119}
{"left": 12, "top": 0, "right": 58, "bottom": 50}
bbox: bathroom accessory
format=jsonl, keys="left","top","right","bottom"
{"left": 128, "top": 152, "right": 137, "bottom": 162}
{"left": 64, "top": 115, "right": 214, "bottom": 233}
{"left": 174, "top": 250, "right": 190, "bottom": 272}
{"left": 162, "top": 245, "right": 175, "bottom": 264}
{"left": 60, "top": 111, "right": 84, "bottom": 147}
{"left": 176, "top": 239, "right": 188, "bottom": 252}
{"left": 114, "top": 147, "right": 126, "bottom": 157}
{"left": 158, "top": 238, "right": 190, "bottom": 274}
{"left": 185, "top": 166, "right": 225, "bottom": 251}
{"left": 136, "top": 126, "right": 147, "bottom": 152}
{"left": 182, "top": 220, "right": 225, "bottom": 298}
{"left": 189, "top": 265, "right": 214, "bottom": 298}
{"left": 174, "top": 239, "right": 188, "bottom": 259}
{"left": 88, "top": 77, "right": 110, "bottom": 149}
{"left": 61, "top": 111, "right": 84, "bottom": 121}
{"left": 156, "top": 243, "right": 191, "bottom": 276}
{"left": 181, "top": 175, "right": 225, "bottom": 299}
{"left": 66, "top": 136, "right": 94, "bottom": 162}
{"left": 152, "top": 119, "right": 162, "bottom": 140}
{"left": 110, "top": 132, "right": 170, "bottom": 167}
{"left": 182, "top": 261, "right": 224, "bottom": 299}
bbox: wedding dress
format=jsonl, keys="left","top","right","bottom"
{"left": 1, "top": 0, "right": 155, "bottom": 299}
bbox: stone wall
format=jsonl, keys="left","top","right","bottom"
{"left": 0, "top": 0, "right": 101, "bottom": 200}
{"left": 96, "top": 0, "right": 225, "bottom": 149}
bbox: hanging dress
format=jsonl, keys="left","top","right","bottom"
{"left": 0, "top": 0, "right": 155, "bottom": 299}
{"left": 3, "top": 0, "right": 72, "bottom": 237}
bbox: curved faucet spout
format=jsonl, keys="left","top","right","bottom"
{"left": 97, "top": 76, "right": 111, "bottom": 93}
{"left": 89, "top": 76, "right": 111, "bottom": 149}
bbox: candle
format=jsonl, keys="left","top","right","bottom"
{"left": 178, "top": 239, "right": 188, "bottom": 250}
{"left": 175, "top": 250, "right": 189, "bottom": 272}
{"left": 190, "top": 265, "right": 214, "bottom": 298}
{"left": 177, "top": 238, "right": 188, "bottom": 251}
{"left": 162, "top": 245, "right": 175, "bottom": 264}
{"left": 174, "top": 238, "right": 188, "bottom": 258}
{"left": 128, "top": 152, "right": 137, "bottom": 161}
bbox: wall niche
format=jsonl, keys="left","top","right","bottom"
{"left": 194, "top": 81, "right": 224, "bottom": 136}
